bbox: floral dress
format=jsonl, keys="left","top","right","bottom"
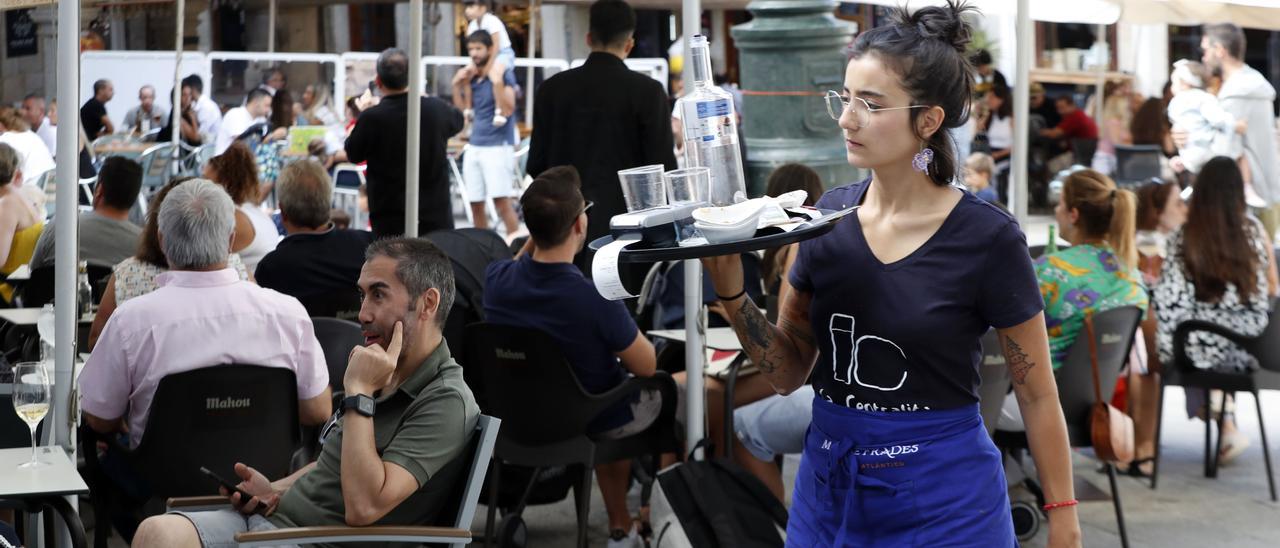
{"left": 1036, "top": 243, "right": 1149, "bottom": 370}
{"left": 1155, "top": 220, "right": 1272, "bottom": 373}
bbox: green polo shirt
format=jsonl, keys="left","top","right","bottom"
{"left": 270, "top": 340, "right": 479, "bottom": 542}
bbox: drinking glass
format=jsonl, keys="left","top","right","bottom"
{"left": 11, "top": 362, "right": 51, "bottom": 468}
{"left": 617, "top": 165, "right": 668, "bottom": 212}
{"left": 665, "top": 167, "right": 711, "bottom": 204}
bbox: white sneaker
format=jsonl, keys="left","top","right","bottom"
{"left": 605, "top": 524, "right": 639, "bottom": 548}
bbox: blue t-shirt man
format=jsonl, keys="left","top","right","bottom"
{"left": 469, "top": 70, "right": 518, "bottom": 147}
{"left": 790, "top": 179, "right": 1043, "bottom": 412}
{"left": 484, "top": 254, "right": 640, "bottom": 431}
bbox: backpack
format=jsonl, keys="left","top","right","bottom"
{"left": 650, "top": 456, "right": 788, "bottom": 548}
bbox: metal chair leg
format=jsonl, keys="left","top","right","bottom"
{"left": 1204, "top": 388, "right": 1215, "bottom": 478}
{"left": 1151, "top": 383, "right": 1166, "bottom": 490}
{"left": 1255, "top": 390, "right": 1278, "bottom": 502}
{"left": 1105, "top": 463, "right": 1131, "bottom": 548}
{"left": 484, "top": 461, "right": 501, "bottom": 548}
{"left": 573, "top": 465, "right": 592, "bottom": 548}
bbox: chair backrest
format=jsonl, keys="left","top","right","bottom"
{"left": 425, "top": 228, "right": 513, "bottom": 368}
{"left": 34, "top": 169, "right": 55, "bottom": 191}
{"left": 434, "top": 415, "right": 500, "bottom": 530}
{"left": 297, "top": 289, "right": 362, "bottom": 321}
{"left": 1055, "top": 306, "right": 1142, "bottom": 447}
{"left": 133, "top": 364, "right": 301, "bottom": 497}
{"left": 310, "top": 317, "right": 363, "bottom": 394}
{"left": 1113, "top": 144, "right": 1163, "bottom": 187}
{"left": 464, "top": 323, "right": 600, "bottom": 444}
{"left": 18, "top": 264, "right": 112, "bottom": 309}
{"left": 332, "top": 163, "right": 366, "bottom": 190}
{"left": 978, "top": 329, "right": 1012, "bottom": 437}
{"left": 138, "top": 143, "right": 174, "bottom": 188}
{"left": 1071, "top": 138, "right": 1098, "bottom": 167}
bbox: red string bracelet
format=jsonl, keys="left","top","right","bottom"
{"left": 1042, "top": 499, "right": 1079, "bottom": 512}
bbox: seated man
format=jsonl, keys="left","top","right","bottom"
{"left": 255, "top": 159, "right": 375, "bottom": 310}
{"left": 29, "top": 156, "right": 143, "bottom": 269}
{"left": 131, "top": 237, "right": 480, "bottom": 546}
{"left": 484, "top": 165, "right": 661, "bottom": 547}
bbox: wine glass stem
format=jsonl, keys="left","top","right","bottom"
{"left": 28, "top": 424, "right": 37, "bottom": 464}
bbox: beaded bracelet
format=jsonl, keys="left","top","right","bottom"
{"left": 1042, "top": 499, "right": 1079, "bottom": 512}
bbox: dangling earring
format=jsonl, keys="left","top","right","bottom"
{"left": 912, "top": 144, "right": 934, "bottom": 173}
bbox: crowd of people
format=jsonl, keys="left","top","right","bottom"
{"left": 3, "top": 0, "right": 1280, "bottom": 547}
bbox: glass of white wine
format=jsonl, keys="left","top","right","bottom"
{"left": 11, "top": 362, "right": 51, "bottom": 469}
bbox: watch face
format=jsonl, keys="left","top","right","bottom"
{"left": 358, "top": 397, "right": 375, "bottom": 416}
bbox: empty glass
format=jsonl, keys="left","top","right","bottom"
{"left": 665, "top": 167, "right": 712, "bottom": 204}
{"left": 618, "top": 165, "right": 668, "bottom": 212}
{"left": 11, "top": 362, "right": 50, "bottom": 468}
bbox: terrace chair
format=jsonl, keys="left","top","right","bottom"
{"left": 1152, "top": 303, "right": 1280, "bottom": 502}
{"left": 136, "top": 143, "right": 174, "bottom": 189}
{"left": 995, "top": 306, "right": 1141, "bottom": 548}
{"left": 1113, "top": 145, "right": 1163, "bottom": 189}
{"left": 168, "top": 416, "right": 501, "bottom": 548}
{"left": 309, "top": 317, "right": 363, "bottom": 397}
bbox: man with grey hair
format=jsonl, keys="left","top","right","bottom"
{"left": 81, "top": 178, "right": 332, "bottom": 452}
{"left": 132, "top": 237, "right": 479, "bottom": 547}
{"left": 256, "top": 159, "right": 375, "bottom": 314}
{"left": 122, "top": 85, "right": 168, "bottom": 136}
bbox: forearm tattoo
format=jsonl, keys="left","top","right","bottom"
{"left": 734, "top": 298, "right": 781, "bottom": 374}
{"left": 1002, "top": 335, "right": 1036, "bottom": 385}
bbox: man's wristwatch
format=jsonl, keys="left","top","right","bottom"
{"left": 342, "top": 394, "right": 376, "bottom": 417}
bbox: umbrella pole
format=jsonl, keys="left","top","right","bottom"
{"left": 681, "top": 0, "right": 705, "bottom": 461}
{"left": 1013, "top": 0, "right": 1031, "bottom": 222}
{"left": 405, "top": 0, "right": 423, "bottom": 237}
{"left": 171, "top": 0, "right": 186, "bottom": 173}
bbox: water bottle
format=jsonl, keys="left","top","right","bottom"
{"left": 677, "top": 35, "right": 747, "bottom": 206}
{"left": 77, "top": 261, "right": 93, "bottom": 318}
{"left": 1046, "top": 225, "right": 1058, "bottom": 256}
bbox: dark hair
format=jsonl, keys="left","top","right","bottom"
{"left": 93, "top": 79, "right": 110, "bottom": 95}
{"left": 762, "top": 164, "right": 825, "bottom": 289}
{"left": 346, "top": 97, "right": 361, "bottom": 118}
{"left": 970, "top": 49, "right": 993, "bottom": 66}
{"left": 0, "top": 143, "right": 18, "bottom": 186}
{"left": 377, "top": 48, "right": 410, "bottom": 91}
{"left": 521, "top": 166, "right": 584, "bottom": 248}
{"left": 136, "top": 176, "right": 196, "bottom": 268}
{"left": 1135, "top": 180, "right": 1178, "bottom": 232}
{"left": 207, "top": 142, "right": 261, "bottom": 204}
{"left": 1183, "top": 156, "right": 1258, "bottom": 303}
{"left": 1130, "top": 97, "right": 1169, "bottom": 147}
{"left": 466, "top": 30, "right": 494, "bottom": 48}
{"left": 366, "top": 238, "right": 456, "bottom": 328}
{"left": 589, "top": 0, "right": 636, "bottom": 49}
{"left": 182, "top": 74, "right": 204, "bottom": 94}
{"left": 245, "top": 88, "right": 272, "bottom": 107}
{"left": 849, "top": 0, "right": 976, "bottom": 186}
{"left": 1060, "top": 169, "right": 1138, "bottom": 269}
{"left": 23, "top": 93, "right": 43, "bottom": 104}
{"left": 1054, "top": 95, "right": 1075, "bottom": 107}
{"left": 270, "top": 88, "right": 295, "bottom": 129}
{"left": 1204, "top": 23, "right": 1246, "bottom": 61}
{"left": 263, "top": 68, "right": 286, "bottom": 86}
{"left": 990, "top": 83, "right": 1013, "bottom": 120}
{"left": 97, "top": 157, "right": 143, "bottom": 211}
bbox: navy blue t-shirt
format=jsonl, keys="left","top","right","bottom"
{"left": 469, "top": 70, "right": 519, "bottom": 146}
{"left": 790, "top": 180, "right": 1043, "bottom": 412}
{"left": 484, "top": 255, "right": 639, "bottom": 431}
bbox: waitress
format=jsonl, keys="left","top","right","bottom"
{"left": 703, "top": 1, "right": 1082, "bottom": 546}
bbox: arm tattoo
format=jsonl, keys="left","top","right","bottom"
{"left": 780, "top": 317, "right": 816, "bottom": 349}
{"left": 734, "top": 298, "right": 780, "bottom": 374}
{"left": 1003, "top": 336, "right": 1036, "bottom": 385}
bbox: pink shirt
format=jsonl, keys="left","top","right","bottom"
{"left": 81, "top": 268, "right": 329, "bottom": 448}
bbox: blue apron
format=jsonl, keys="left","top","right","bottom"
{"left": 787, "top": 397, "right": 1015, "bottom": 547}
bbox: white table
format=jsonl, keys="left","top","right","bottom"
{"left": 0, "top": 446, "right": 89, "bottom": 548}
{"left": 649, "top": 327, "right": 744, "bottom": 352}
{"left": 0, "top": 308, "right": 93, "bottom": 326}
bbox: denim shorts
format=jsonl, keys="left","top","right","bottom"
{"left": 732, "top": 385, "right": 813, "bottom": 461}
{"left": 172, "top": 509, "right": 291, "bottom": 548}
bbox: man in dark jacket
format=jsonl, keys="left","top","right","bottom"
{"left": 526, "top": 0, "right": 677, "bottom": 274}
{"left": 347, "top": 48, "right": 464, "bottom": 237}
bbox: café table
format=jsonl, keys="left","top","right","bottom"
{"left": 0, "top": 446, "right": 89, "bottom": 548}
{"left": 92, "top": 141, "right": 153, "bottom": 159}
{"left": 648, "top": 327, "right": 743, "bottom": 352}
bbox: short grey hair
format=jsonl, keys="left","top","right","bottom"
{"left": 366, "top": 238, "right": 455, "bottom": 327}
{"left": 277, "top": 160, "right": 333, "bottom": 229}
{"left": 158, "top": 178, "right": 236, "bottom": 269}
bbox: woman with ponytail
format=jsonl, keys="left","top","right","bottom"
{"left": 1039, "top": 169, "right": 1148, "bottom": 369}
{"left": 701, "top": 1, "right": 1081, "bottom": 545}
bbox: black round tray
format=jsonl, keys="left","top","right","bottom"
{"left": 588, "top": 207, "right": 851, "bottom": 262}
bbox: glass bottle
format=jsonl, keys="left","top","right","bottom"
{"left": 676, "top": 35, "right": 747, "bottom": 206}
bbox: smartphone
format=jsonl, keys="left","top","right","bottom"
{"left": 367, "top": 80, "right": 380, "bottom": 97}
{"left": 199, "top": 466, "right": 263, "bottom": 512}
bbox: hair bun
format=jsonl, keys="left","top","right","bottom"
{"left": 897, "top": 0, "right": 976, "bottom": 55}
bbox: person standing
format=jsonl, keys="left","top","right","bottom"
{"left": 703, "top": 2, "right": 1081, "bottom": 545}
{"left": 122, "top": 85, "right": 168, "bottom": 137}
{"left": 526, "top": 0, "right": 677, "bottom": 273}
{"left": 81, "top": 79, "right": 115, "bottom": 138}
{"left": 453, "top": 31, "right": 520, "bottom": 235}
{"left": 1200, "top": 23, "right": 1280, "bottom": 239}
{"left": 346, "top": 48, "right": 464, "bottom": 238}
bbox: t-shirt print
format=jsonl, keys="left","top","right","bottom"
{"left": 830, "top": 313, "right": 908, "bottom": 392}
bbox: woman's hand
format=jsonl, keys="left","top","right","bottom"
{"left": 700, "top": 254, "right": 744, "bottom": 299}
{"left": 1046, "top": 509, "right": 1083, "bottom": 548}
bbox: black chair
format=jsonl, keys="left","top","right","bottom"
{"left": 80, "top": 365, "right": 302, "bottom": 547}
{"left": 17, "top": 264, "right": 113, "bottom": 309}
{"left": 1071, "top": 138, "right": 1098, "bottom": 167}
{"left": 296, "top": 289, "right": 361, "bottom": 321}
{"left": 466, "top": 323, "right": 680, "bottom": 548}
{"left": 310, "top": 317, "right": 363, "bottom": 397}
{"left": 1113, "top": 145, "right": 1163, "bottom": 189}
{"left": 994, "top": 306, "right": 1141, "bottom": 548}
{"left": 979, "top": 329, "right": 1012, "bottom": 437}
{"left": 425, "top": 228, "right": 513, "bottom": 372}
{"left": 1152, "top": 305, "right": 1280, "bottom": 501}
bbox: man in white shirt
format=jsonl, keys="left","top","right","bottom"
{"left": 185, "top": 74, "right": 223, "bottom": 144}
{"left": 19, "top": 94, "right": 55, "bottom": 155}
{"left": 215, "top": 88, "right": 272, "bottom": 155}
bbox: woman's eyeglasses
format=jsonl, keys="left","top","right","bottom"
{"left": 825, "top": 91, "right": 930, "bottom": 129}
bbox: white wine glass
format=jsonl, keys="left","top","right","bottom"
{"left": 11, "top": 362, "right": 51, "bottom": 469}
